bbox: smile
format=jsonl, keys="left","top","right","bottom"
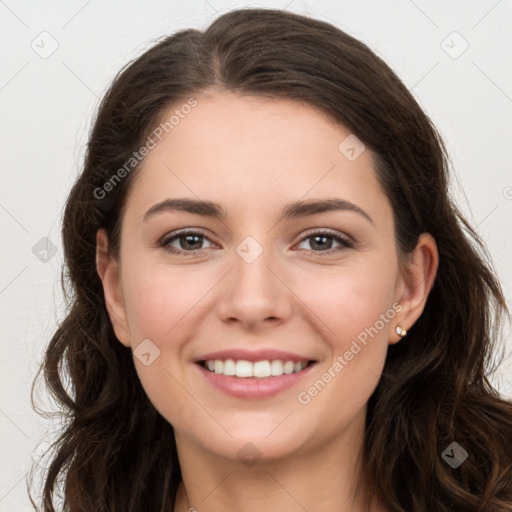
{"left": 200, "top": 359, "right": 312, "bottom": 378}
{"left": 195, "top": 359, "right": 317, "bottom": 399}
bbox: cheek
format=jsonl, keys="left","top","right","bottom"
{"left": 294, "top": 257, "right": 398, "bottom": 347}
{"left": 119, "top": 261, "right": 215, "bottom": 424}
{"left": 120, "top": 243, "right": 399, "bottom": 430}
{"left": 121, "top": 246, "right": 398, "bottom": 366}
{"left": 291, "top": 259, "right": 397, "bottom": 413}
{"left": 121, "top": 260, "right": 219, "bottom": 342}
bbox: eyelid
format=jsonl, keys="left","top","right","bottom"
{"left": 297, "top": 227, "right": 354, "bottom": 246}
{"left": 159, "top": 227, "right": 215, "bottom": 249}
{"left": 293, "top": 228, "right": 354, "bottom": 256}
{"left": 159, "top": 227, "right": 355, "bottom": 255}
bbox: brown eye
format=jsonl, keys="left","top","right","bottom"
{"left": 160, "top": 230, "right": 215, "bottom": 255}
{"left": 296, "top": 229, "right": 353, "bottom": 254}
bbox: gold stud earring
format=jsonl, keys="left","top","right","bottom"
{"left": 395, "top": 325, "right": 407, "bottom": 337}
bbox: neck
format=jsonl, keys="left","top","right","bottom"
{"left": 172, "top": 407, "right": 386, "bottom": 512}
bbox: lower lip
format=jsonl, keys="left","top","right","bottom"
{"left": 195, "top": 362, "right": 317, "bottom": 399}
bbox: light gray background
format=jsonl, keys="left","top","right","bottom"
{"left": 1, "top": 0, "right": 511, "bottom": 509}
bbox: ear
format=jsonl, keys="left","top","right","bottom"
{"left": 390, "top": 232, "right": 439, "bottom": 344}
{"left": 96, "top": 229, "right": 131, "bottom": 347}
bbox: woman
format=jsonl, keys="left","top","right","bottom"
{"left": 32, "top": 7, "right": 512, "bottom": 512}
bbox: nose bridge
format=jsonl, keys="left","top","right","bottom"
{"left": 233, "top": 233, "right": 279, "bottom": 299}
{"left": 217, "top": 232, "right": 292, "bottom": 325}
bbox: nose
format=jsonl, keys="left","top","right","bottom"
{"left": 216, "top": 239, "right": 293, "bottom": 330}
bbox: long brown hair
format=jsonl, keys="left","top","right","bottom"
{"left": 31, "top": 8, "right": 512, "bottom": 511}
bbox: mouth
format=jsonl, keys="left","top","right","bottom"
{"left": 197, "top": 358, "right": 316, "bottom": 378}
{"left": 195, "top": 357, "right": 318, "bottom": 399}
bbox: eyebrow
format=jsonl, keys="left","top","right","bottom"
{"left": 143, "top": 197, "right": 374, "bottom": 225}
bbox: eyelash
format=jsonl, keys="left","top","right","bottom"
{"left": 159, "top": 228, "right": 354, "bottom": 256}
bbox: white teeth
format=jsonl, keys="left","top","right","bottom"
{"left": 223, "top": 359, "right": 236, "bottom": 376}
{"left": 214, "top": 360, "right": 223, "bottom": 374}
{"left": 235, "top": 360, "right": 253, "bottom": 377}
{"left": 283, "top": 361, "right": 295, "bottom": 374}
{"left": 270, "top": 360, "right": 283, "bottom": 376}
{"left": 203, "top": 359, "right": 310, "bottom": 378}
{"left": 253, "top": 360, "right": 271, "bottom": 378}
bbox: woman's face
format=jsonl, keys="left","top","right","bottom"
{"left": 98, "top": 91, "right": 433, "bottom": 464}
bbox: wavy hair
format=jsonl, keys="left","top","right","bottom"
{"left": 31, "top": 8, "right": 512, "bottom": 511}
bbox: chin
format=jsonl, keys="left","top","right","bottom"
{"left": 192, "top": 425, "right": 310, "bottom": 465}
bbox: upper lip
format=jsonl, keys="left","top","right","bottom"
{"left": 195, "top": 348, "right": 316, "bottom": 363}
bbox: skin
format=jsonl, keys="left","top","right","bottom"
{"left": 96, "top": 90, "right": 438, "bottom": 512}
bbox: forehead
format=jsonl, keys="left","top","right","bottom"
{"left": 123, "top": 91, "right": 391, "bottom": 226}
{"left": 152, "top": 91, "right": 355, "bottom": 168}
